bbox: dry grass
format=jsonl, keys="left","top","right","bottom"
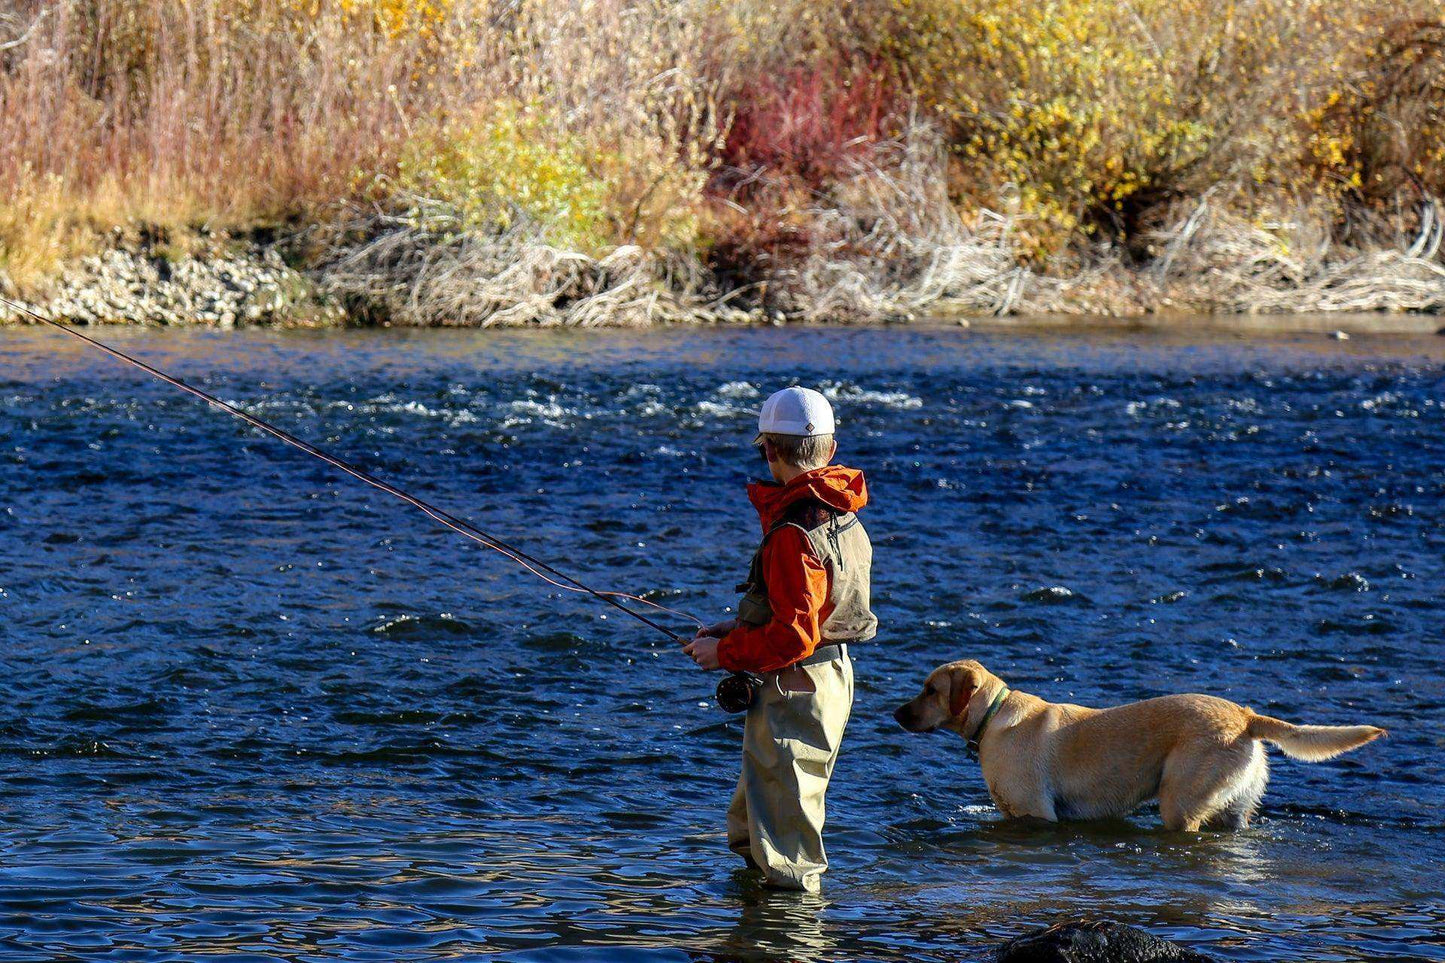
{"left": 1145, "top": 198, "right": 1445, "bottom": 314}
{"left": 314, "top": 199, "right": 731, "bottom": 327}
{"left": 0, "top": 0, "right": 463, "bottom": 287}
{"left": 764, "top": 123, "right": 1028, "bottom": 320}
{"left": 318, "top": 124, "right": 1033, "bottom": 326}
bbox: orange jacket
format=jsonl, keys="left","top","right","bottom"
{"left": 716, "top": 465, "right": 869, "bottom": 673}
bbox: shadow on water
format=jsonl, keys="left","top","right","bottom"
{"left": 2, "top": 324, "right": 1444, "bottom": 961}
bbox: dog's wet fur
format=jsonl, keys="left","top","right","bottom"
{"left": 895, "top": 659, "right": 1386, "bottom": 831}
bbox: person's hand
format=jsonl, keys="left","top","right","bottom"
{"left": 696, "top": 619, "right": 736, "bottom": 639}
{"left": 682, "top": 635, "right": 722, "bottom": 670}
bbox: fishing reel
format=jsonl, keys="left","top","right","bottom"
{"left": 716, "top": 671, "right": 764, "bottom": 714}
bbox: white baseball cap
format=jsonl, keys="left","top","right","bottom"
{"left": 755, "top": 386, "right": 836, "bottom": 439}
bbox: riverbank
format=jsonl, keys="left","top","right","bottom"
{"left": 3, "top": 1, "right": 1442, "bottom": 332}
{"left": 3, "top": 227, "right": 1443, "bottom": 330}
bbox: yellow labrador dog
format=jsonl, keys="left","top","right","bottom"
{"left": 894, "top": 659, "right": 1386, "bottom": 831}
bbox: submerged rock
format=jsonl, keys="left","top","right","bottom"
{"left": 996, "top": 921, "right": 1219, "bottom": 963}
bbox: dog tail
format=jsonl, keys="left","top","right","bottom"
{"left": 1245, "top": 711, "right": 1386, "bottom": 762}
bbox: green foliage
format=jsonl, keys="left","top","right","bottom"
{"left": 397, "top": 101, "right": 613, "bottom": 250}
{"left": 396, "top": 98, "right": 711, "bottom": 253}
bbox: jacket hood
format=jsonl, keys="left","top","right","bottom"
{"left": 748, "top": 465, "right": 869, "bottom": 530}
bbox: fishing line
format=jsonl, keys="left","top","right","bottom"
{"left": 5, "top": 297, "right": 704, "bottom": 642}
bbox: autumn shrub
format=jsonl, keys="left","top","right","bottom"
{"left": 505, "top": 0, "right": 722, "bottom": 251}
{"left": 871, "top": 0, "right": 1232, "bottom": 251}
{"left": 866, "top": 0, "right": 1442, "bottom": 258}
{"left": 1308, "top": 8, "right": 1445, "bottom": 221}
{"left": 718, "top": 57, "right": 900, "bottom": 189}
{"left": 307, "top": 0, "right": 725, "bottom": 324}
{"left": 396, "top": 101, "right": 613, "bottom": 251}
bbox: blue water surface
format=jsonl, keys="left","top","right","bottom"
{"left": 2, "top": 324, "right": 1443, "bottom": 961}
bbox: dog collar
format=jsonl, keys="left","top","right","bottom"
{"left": 966, "top": 687, "right": 1010, "bottom": 752}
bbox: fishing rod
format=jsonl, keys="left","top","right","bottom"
{"left": 4, "top": 296, "right": 703, "bottom": 644}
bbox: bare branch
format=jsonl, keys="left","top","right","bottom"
{"left": 0, "top": 7, "right": 47, "bottom": 53}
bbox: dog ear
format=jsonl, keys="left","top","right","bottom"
{"left": 948, "top": 668, "right": 976, "bottom": 719}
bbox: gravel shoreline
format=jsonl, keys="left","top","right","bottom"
{"left": 0, "top": 244, "right": 340, "bottom": 328}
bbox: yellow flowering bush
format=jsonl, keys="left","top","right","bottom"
{"left": 877, "top": 0, "right": 1234, "bottom": 251}
{"left": 273, "top": 0, "right": 453, "bottom": 36}
{"left": 1308, "top": 10, "right": 1445, "bottom": 206}
{"left": 864, "top": 0, "right": 1439, "bottom": 255}
{"left": 343, "top": 0, "right": 450, "bottom": 34}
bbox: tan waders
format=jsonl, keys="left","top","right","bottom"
{"left": 727, "top": 645, "right": 854, "bottom": 893}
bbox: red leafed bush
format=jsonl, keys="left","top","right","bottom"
{"left": 715, "top": 55, "right": 901, "bottom": 192}
{"left": 707, "top": 55, "right": 902, "bottom": 294}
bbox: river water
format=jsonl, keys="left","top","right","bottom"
{"left": 2, "top": 325, "right": 1443, "bottom": 962}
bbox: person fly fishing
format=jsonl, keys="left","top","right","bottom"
{"left": 10, "top": 301, "right": 877, "bottom": 895}
{"left": 683, "top": 386, "right": 877, "bottom": 893}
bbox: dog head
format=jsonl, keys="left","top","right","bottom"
{"left": 894, "top": 659, "right": 997, "bottom": 734}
